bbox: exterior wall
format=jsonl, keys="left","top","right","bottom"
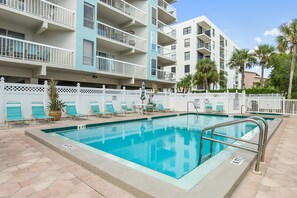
{"left": 168, "top": 16, "right": 241, "bottom": 89}
{"left": 244, "top": 72, "right": 263, "bottom": 88}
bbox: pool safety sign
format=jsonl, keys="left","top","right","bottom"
{"left": 61, "top": 144, "right": 77, "bottom": 150}
{"left": 231, "top": 155, "right": 245, "bottom": 165}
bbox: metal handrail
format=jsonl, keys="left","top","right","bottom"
{"left": 198, "top": 118, "right": 265, "bottom": 174}
{"left": 187, "top": 101, "right": 199, "bottom": 114}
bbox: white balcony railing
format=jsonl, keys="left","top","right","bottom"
{"left": 158, "top": 0, "right": 176, "bottom": 18}
{"left": 98, "top": 0, "right": 147, "bottom": 24}
{"left": 97, "top": 22, "right": 146, "bottom": 52}
{"left": 157, "top": 45, "right": 176, "bottom": 61}
{"left": 0, "top": 0, "right": 75, "bottom": 27}
{"left": 152, "top": 69, "right": 176, "bottom": 81}
{"left": 197, "top": 42, "right": 211, "bottom": 51}
{"left": 0, "top": 35, "right": 74, "bottom": 67}
{"left": 158, "top": 20, "right": 176, "bottom": 38}
{"left": 96, "top": 56, "right": 146, "bottom": 78}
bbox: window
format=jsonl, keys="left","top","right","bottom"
{"left": 171, "top": 53, "right": 176, "bottom": 60}
{"left": 83, "top": 39, "right": 94, "bottom": 66}
{"left": 7, "top": 31, "right": 25, "bottom": 39}
{"left": 183, "top": 26, "right": 191, "bottom": 35}
{"left": 184, "top": 38, "right": 190, "bottom": 47}
{"left": 84, "top": 2, "right": 95, "bottom": 29}
{"left": 97, "top": 52, "right": 115, "bottom": 71}
{"left": 212, "top": 41, "right": 215, "bottom": 50}
{"left": 151, "top": 7, "right": 157, "bottom": 26}
{"left": 184, "top": 51, "right": 190, "bottom": 60}
{"left": 171, "top": 67, "right": 176, "bottom": 73}
{"left": 151, "top": 58, "right": 157, "bottom": 76}
{"left": 225, "top": 40, "right": 228, "bottom": 47}
{"left": 213, "top": 28, "right": 215, "bottom": 37}
{"left": 171, "top": 44, "right": 176, "bottom": 50}
{"left": 184, "top": 65, "right": 190, "bottom": 73}
{"left": 151, "top": 32, "right": 157, "bottom": 51}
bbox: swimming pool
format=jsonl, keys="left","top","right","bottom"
{"left": 43, "top": 114, "right": 265, "bottom": 179}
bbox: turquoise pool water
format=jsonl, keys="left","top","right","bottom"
{"left": 47, "top": 114, "right": 262, "bottom": 179}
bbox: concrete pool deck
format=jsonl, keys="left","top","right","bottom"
{"left": 0, "top": 113, "right": 295, "bottom": 197}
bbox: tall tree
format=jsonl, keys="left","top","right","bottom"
{"left": 227, "top": 49, "right": 256, "bottom": 89}
{"left": 254, "top": 44, "right": 275, "bottom": 87}
{"left": 193, "top": 59, "right": 218, "bottom": 91}
{"left": 218, "top": 70, "right": 228, "bottom": 89}
{"left": 177, "top": 74, "right": 192, "bottom": 93}
{"left": 276, "top": 19, "right": 297, "bottom": 99}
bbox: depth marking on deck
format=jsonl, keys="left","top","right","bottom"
{"left": 231, "top": 155, "right": 245, "bottom": 165}
{"left": 61, "top": 144, "right": 77, "bottom": 150}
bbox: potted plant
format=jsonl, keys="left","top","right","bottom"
{"left": 48, "top": 79, "right": 65, "bottom": 121}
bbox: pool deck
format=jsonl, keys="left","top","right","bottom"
{"left": 0, "top": 113, "right": 296, "bottom": 197}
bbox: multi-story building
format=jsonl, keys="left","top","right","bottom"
{"left": 0, "top": 0, "right": 177, "bottom": 88}
{"left": 244, "top": 71, "right": 265, "bottom": 88}
{"left": 167, "top": 16, "right": 240, "bottom": 89}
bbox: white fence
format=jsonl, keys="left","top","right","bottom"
{"left": 0, "top": 78, "right": 295, "bottom": 123}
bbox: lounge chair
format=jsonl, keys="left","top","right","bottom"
{"left": 90, "top": 102, "right": 112, "bottom": 117}
{"left": 121, "top": 102, "right": 133, "bottom": 114}
{"left": 105, "top": 101, "right": 125, "bottom": 116}
{"left": 216, "top": 102, "right": 224, "bottom": 113}
{"left": 205, "top": 103, "right": 213, "bottom": 113}
{"left": 32, "top": 102, "right": 54, "bottom": 123}
{"left": 156, "top": 103, "right": 174, "bottom": 112}
{"left": 144, "top": 104, "right": 154, "bottom": 114}
{"left": 5, "top": 102, "right": 30, "bottom": 126}
{"left": 65, "top": 102, "right": 88, "bottom": 119}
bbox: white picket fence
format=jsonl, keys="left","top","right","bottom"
{"left": 0, "top": 77, "right": 295, "bottom": 123}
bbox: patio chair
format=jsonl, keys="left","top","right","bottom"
{"left": 65, "top": 102, "right": 88, "bottom": 119}
{"left": 216, "top": 102, "right": 224, "bottom": 113}
{"left": 105, "top": 101, "right": 125, "bottom": 116}
{"left": 5, "top": 102, "right": 30, "bottom": 126}
{"left": 90, "top": 102, "right": 112, "bottom": 117}
{"left": 31, "top": 102, "right": 54, "bottom": 123}
{"left": 121, "top": 102, "right": 133, "bottom": 114}
{"left": 144, "top": 104, "right": 154, "bottom": 114}
{"left": 205, "top": 103, "right": 213, "bottom": 113}
{"left": 156, "top": 103, "right": 174, "bottom": 112}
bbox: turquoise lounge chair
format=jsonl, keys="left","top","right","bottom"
{"left": 105, "top": 101, "right": 125, "bottom": 116}
{"left": 156, "top": 103, "right": 174, "bottom": 112}
{"left": 144, "top": 104, "right": 154, "bottom": 114}
{"left": 205, "top": 103, "right": 213, "bottom": 112}
{"left": 90, "top": 102, "right": 112, "bottom": 117}
{"left": 65, "top": 102, "right": 88, "bottom": 119}
{"left": 216, "top": 102, "right": 224, "bottom": 113}
{"left": 121, "top": 102, "right": 133, "bottom": 114}
{"left": 5, "top": 102, "right": 30, "bottom": 126}
{"left": 32, "top": 102, "right": 54, "bottom": 123}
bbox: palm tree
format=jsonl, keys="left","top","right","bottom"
{"left": 218, "top": 70, "right": 228, "bottom": 89}
{"left": 193, "top": 59, "right": 218, "bottom": 90}
{"left": 276, "top": 19, "right": 297, "bottom": 99}
{"left": 254, "top": 44, "right": 275, "bottom": 87}
{"left": 227, "top": 49, "right": 256, "bottom": 89}
{"left": 177, "top": 74, "right": 192, "bottom": 93}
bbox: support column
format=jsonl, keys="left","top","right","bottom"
{"left": 0, "top": 77, "right": 5, "bottom": 123}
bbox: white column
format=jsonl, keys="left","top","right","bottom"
{"left": 123, "top": 86, "right": 126, "bottom": 102}
{"left": 102, "top": 85, "right": 106, "bottom": 111}
{"left": 77, "top": 83, "right": 80, "bottom": 111}
{"left": 43, "top": 80, "right": 48, "bottom": 111}
{"left": 282, "top": 97, "right": 286, "bottom": 114}
{"left": 226, "top": 90, "right": 229, "bottom": 114}
{"left": 0, "top": 77, "right": 5, "bottom": 123}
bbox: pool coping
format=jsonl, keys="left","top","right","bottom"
{"left": 25, "top": 113, "right": 283, "bottom": 198}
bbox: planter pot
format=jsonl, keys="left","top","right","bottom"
{"left": 48, "top": 110, "right": 62, "bottom": 121}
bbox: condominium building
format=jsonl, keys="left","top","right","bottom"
{"left": 0, "top": 0, "right": 177, "bottom": 88}
{"left": 167, "top": 16, "right": 240, "bottom": 89}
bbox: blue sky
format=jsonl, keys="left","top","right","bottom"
{"left": 173, "top": 0, "right": 297, "bottom": 76}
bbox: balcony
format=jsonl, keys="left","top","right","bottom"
{"left": 0, "top": 0, "right": 75, "bottom": 29}
{"left": 96, "top": 56, "right": 146, "bottom": 79}
{"left": 98, "top": 0, "right": 147, "bottom": 27}
{"left": 157, "top": 45, "right": 176, "bottom": 66}
{"left": 197, "top": 42, "right": 211, "bottom": 55}
{"left": 0, "top": 35, "right": 74, "bottom": 67}
{"left": 152, "top": 68, "right": 176, "bottom": 82}
{"left": 158, "top": 20, "right": 176, "bottom": 46}
{"left": 158, "top": 0, "right": 176, "bottom": 24}
{"left": 197, "top": 30, "right": 211, "bottom": 42}
{"left": 97, "top": 22, "right": 147, "bottom": 54}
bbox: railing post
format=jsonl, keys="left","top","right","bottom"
{"left": 0, "top": 77, "right": 5, "bottom": 123}
{"left": 226, "top": 90, "right": 229, "bottom": 114}
{"left": 242, "top": 90, "right": 246, "bottom": 114}
{"left": 77, "top": 83, "right": 80, "bottom": 111}
{"left": 123, "top": 86, "right": 126, "bottom": 102}
{"left": 102, "top": 85, "right": 106, "bottom": 111}
{"left": 257, "top": 97, "right": 260, "bottom": 112}
{"left": 282, "top": 97, "right": 286, "bottom": 114}
{"left": 43, "top": 80, "right": 48, "bottom": 111}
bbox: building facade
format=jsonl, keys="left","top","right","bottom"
{"left": 167, "top": 16, "right": 241, "bottom": 89}
{"left": 0, "top": 0, "right": 177, "bottom": 88}
{"left": 244, "top": 71, "right": 265, "bottom": 88}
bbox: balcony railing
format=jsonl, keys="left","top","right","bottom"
{"left": 97, "top": 22, "right": 146, "bottom": 52}
{"left": 152, "top": 69, "right": 176, "bottom": 81}
{"left": 157, "top": 45, "right": 176, "bottom": 60}
{"left": 197, "top": 42, "right": 211, "bottom": 51}
{"left": 98, "top": 0, "right": 147, "bottom": 24}
{"left": 197, "top": 29, "right": 211, "bottom": 37}
{"left": 96, "top": 56, "right": 146, "bottom": 78}
{"left": 0, "top": 0, "right": 75, "bottom": 27}
{"left": 158, "top": 20, "right": 176, "bottom": 38}
{"left": 0, "top": 35, "right": 74, "bottom": 66}
{"left": 158, "top": 0, "right": 176, "bottom": 18}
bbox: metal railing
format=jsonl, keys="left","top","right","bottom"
{"left": 157, "top": 45, "right": 176, "bottom": 60}
{"left": 158, "top": 0, "right": 176, "bottom": 17}
{"left": 98, "top": 0, "right": 147, "bottom": 24}
{"left": 187, "top": 101, "right": 199, "bottom": 114}
{"left": 96, "top": 56, "right": 146, "bottom": 78}
{"left": 97, "top": 22, "right": 146, "bottom": 52}
{"left": 197, "top": 42, "right": 211, "bottom": 51}
{"left": 158, "top": 20, "right": 176, "bottom": 38}
{"left": 152, "top": 69, "right": 176, "bottom": 81}
{"left": 0, "top": 35, "right": 74, "bottom": 66}
{"left": 198, "top": 117, "right": 268, "bottom": 174}
{"left": 197, "top": 29, "right": 211, "bottom": 38}
{"left": 0, "top": 0, "right": 75, "bottom": 27}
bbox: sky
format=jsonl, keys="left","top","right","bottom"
{"left": 173, "top": 0, "right": 297, "bottom": 77}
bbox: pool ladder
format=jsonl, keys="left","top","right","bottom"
{"left": 187, "top": 101, "right": 199, "bottom": 114}
{"left": 198, "top": 116, "right": 268, "bottom": 174}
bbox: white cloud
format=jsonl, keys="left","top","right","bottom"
{"left": 264, "top": 28, "right": 280, "bottom": 36}
{"left": 254, "top": 37, "right": 263, "bottom": 43}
